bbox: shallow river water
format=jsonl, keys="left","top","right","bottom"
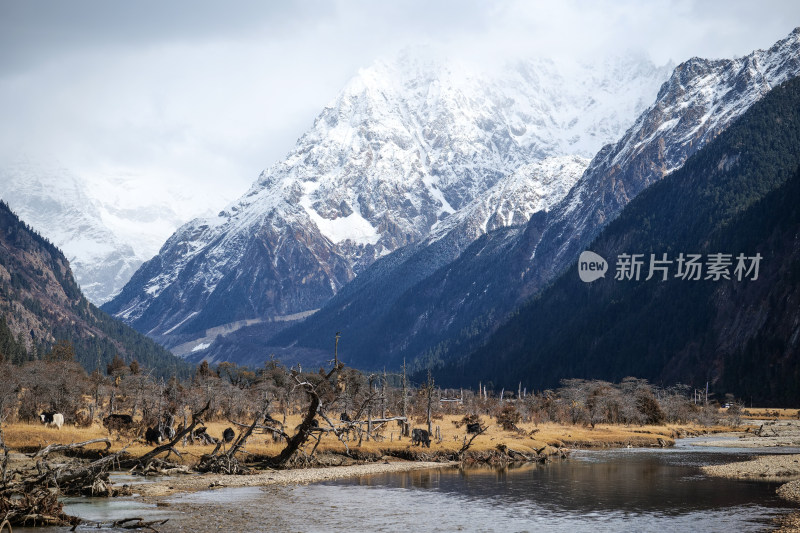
{"left": 19, "top": 437, "right": 800, "bottom": 532}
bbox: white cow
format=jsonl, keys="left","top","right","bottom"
{"left": 40, "top": 412, "right": 64, "bottom": 429}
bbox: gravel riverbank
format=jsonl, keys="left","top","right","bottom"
{"left": 701, "top": 454, "right": 800, "bottom": 481}
{"left": 700, "top": 420, "right": 800, "bottom": 510}
{"left": 692, "top": 420, "right": 800, "bottom": 448}
{"left": 136, "top": 460, "right": 456, "bottom": 498}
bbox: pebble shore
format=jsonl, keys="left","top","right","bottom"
{"left": 700, "top": 419, "right": 800, "bottom": 510}
{"left": 137, "top": 460, "right": 455, "bottom": 497}
{"left": 701, "top": 453, "right": 800, "bottom": 481}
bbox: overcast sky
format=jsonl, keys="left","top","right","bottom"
{"left": 1, "top": 0, "right": 798, "bottom": 217}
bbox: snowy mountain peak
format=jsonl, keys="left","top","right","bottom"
{"left": 105, "top": 50, "right": 673, "bottom": 345}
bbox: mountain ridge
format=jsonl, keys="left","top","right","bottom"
{"left": 104, "top": 53, "right": 671, "bottom": 353}
{"left": 0, "top": 200, "right": 191, "bottom": 377}
{"left": 434, "top": 73, "right": 800, "bottom": 404}
{"left": 265, "top": 28, "right": 800, "bottom": 372}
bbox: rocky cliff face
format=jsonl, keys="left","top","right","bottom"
{"left": 104, "top": 52, "right": 671, "bottom": 349}
{"left": 0, "top": 201, "right": 189, "bottom": 376}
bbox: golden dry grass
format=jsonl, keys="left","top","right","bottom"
{"left": 741, "top": 408, "right": 800, "bottom": 420}
{"left": 2, "top": 413, "right": 732, "bottom": 464}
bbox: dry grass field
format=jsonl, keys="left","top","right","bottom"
{"left": 2, "top": 413, "right": 734, "bottom": 465}
{"left": 741, "top": 408, "right": 800, "bottom": 420}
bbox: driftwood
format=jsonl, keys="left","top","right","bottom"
{"left": 0, "top": 486, "right": 79, "bottom": 527}
{"left": 130, "top": 401, "right": 210, "bottom": 471}
{"left": 459, "top": 425, "right": 488, "bottom": 455}
{"left": 112, "top": 517, "right": 169, "bottom": 532}
{"left": 29, "top": 444, "right": 132, "bottom": 496}
{"left": 135, "top": 458, "right": 190, "bottom": 477}
{"left": 196, "top": 403, "right": 268, "bottom": 475}
{"left": 0, "top": 405, "right": 208, "bottom": 528}
{"left": 33, "top": 438, "right": 112, "bottom": 458}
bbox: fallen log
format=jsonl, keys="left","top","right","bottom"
{"left": 34, "top": 438, "right": 112, "bottom": 458}
{"left": 112, "top": 517, "right": 169, "bottom": 532}
{"left": 0, "top": 486, "right": 79, "bottom": 527}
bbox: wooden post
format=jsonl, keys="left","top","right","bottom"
{"left": 381, "top": 368, "right": 387, "bottom": 420}
{"left": 334, "top": 331, "right": 341, "bottom": 367}
{"left": 367, "top": 375, "right": 374, "bottom": 442}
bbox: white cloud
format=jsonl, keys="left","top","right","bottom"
{"left": 0, "top": 0, "right": 798, "bottom": 220}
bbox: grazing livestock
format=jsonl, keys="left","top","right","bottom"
{"left": 223, "top": 427, "right": 235, "bottom": 443}
{"left": 145, "top": 426, "right": 162, "bottom": 446}
{"left": 340, "top": 412, "right": 351, "bottom": 422}
{"left": 103, "top": 414, "right": 134, "bottom": 433}
{"left": 466, "top": 423, "right": 481, "bottom": 434}
{"left": 161, "top": 424, "right": 176, "bottom": 440}
{"left": 294, "top": 419, "right": 319, "bottom": 433}
{"left": 411, "top": 428, "right": 431, "bottom": 448}
{"left": 264, "top": 414, "right": 281, "bottom": 426}
{"left": 40, "top": 412, "right": 64, "bottom": 430}
{"left": 193, "top": 426, "right": 219, "bottom": 445}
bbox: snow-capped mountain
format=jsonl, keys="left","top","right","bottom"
{"left": 525, "top": 26, "right": 800, "bottom": 289}
{"left": 104, "top": 52, "right": 672, "bottom": 348}
{"left": 426, "top": 155, "right": 589, "bottom": 249}
{"left": 0, "top": 159, "right": 194, "bottom": 304}
{"left": 267, "top": 27, "right": 800, "bottom": 372}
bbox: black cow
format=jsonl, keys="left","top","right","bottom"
{"left": 161, "top": 425, "right": 176, "bottom": 440}
{"left": 411, "top": 428, "right": 431, "bottom": 448}
{"left": 145, "top": 426, "right": 162, "bottom": 446}
{"left": 466, "top": 423, "right": 481, "bottom": 434}
{"left": 103, "top": 414, "right": 134, "bottom": 432}
{"left": 264, "top": 414, "right": 281, "bottom": 426}
{"left": 294, "top": 419, "right": 319, "bottom": 432}
{"left": 223, "top": 427, "right": 235, "bottom": 443}
{"left": 193, "top": 426, "right": 218, "bottom": 445}
{"left": 340, "top": 412, "right": 351, "bottom": 422}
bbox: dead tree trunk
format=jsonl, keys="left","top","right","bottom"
{"left": 401, "top": 359, "right": 409, "bottom": 437}
{"left": 34, "top": 438, "right": 111, "bottom": 458}
{"left": 270, "top": 386, "right": 320, "bottom": 467}
{"left": 268, "top": 364, "right": 343, "bottom": 467}
{"left": 425, "top": 370, "right": 434, "bottom": 435}
{"left": 131, "top": 401, "right": 210, "bottom": 469}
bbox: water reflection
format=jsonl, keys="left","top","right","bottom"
{"left": 19, "top": 445, "right": 798, "bottom": 532}
{"left": 317, "top": 448, "right": 792, "bottom": 531}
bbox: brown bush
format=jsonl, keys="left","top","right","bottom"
{"left": 636, "top": 392, "right": 665, "bottom": 425}
{"left": 496, "top": 404, "right": 521, "bottom": 430}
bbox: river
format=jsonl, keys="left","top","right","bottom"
{"left": 18, "top": 437, "right": 800, "bottom": 532}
